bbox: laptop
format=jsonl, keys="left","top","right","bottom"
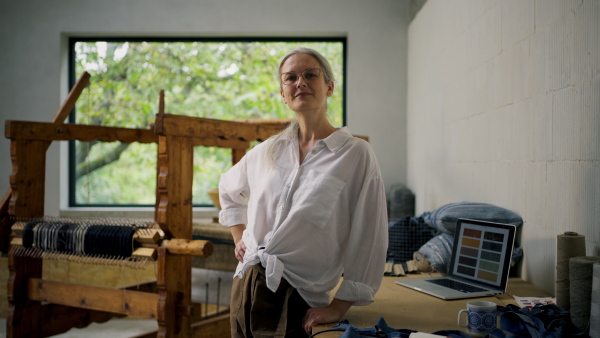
{"left": 395, "top": 218, "right": 516, "bottom": 300}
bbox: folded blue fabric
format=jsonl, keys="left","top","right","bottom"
{"left": 416, "top": 232, "right": 454, "bottom": 273}
{"left": 492, "top": 304, "right": 589, "bottom": 337}
{"left": 316, "top": 305, "right": 588, "bottom": 337}
{"left": 327, "top": 317, "right": 470, "bottom": 338}
{"left": 423, "top": 202, "right": 523, "bottom": 234}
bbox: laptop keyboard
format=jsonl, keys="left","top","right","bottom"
{"left": 426, "top": 278, "right": 487, "bottom": 293}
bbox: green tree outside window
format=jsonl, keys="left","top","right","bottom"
{"left": 72, "top": 40, "right": 344, "bottom": 206}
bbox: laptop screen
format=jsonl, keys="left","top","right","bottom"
{"left": 449, "top": 219, "right": 516, "bottom": 289}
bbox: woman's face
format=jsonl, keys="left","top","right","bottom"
{"left": 279, "top": 53, "right": 334, "bottom": 115}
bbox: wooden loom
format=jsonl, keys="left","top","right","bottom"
{"left": 4, "top": 87, "right": 288, "bottom": 337}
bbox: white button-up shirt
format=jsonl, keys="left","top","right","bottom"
{"left": 218, "top": 127, "right": 388, "bottom": 308}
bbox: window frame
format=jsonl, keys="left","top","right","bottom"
{"left": 67, "top": 36, "right": 347, "bottom": 207}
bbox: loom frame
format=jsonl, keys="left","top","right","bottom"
{"left": 4, "top": 110, "right": 287, "bottom": 337}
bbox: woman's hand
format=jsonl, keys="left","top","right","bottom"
{"left": 229, "top": 224, "right": 246, "bottom": 262}
{"left": 234, "top": 239, "right": 247, "bottom": 262}
{"left": 302, "top": 299, "right": 353, "bottom": 335}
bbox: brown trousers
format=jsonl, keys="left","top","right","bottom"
{"left": 230, "top": 265, "right": 311, "bottom": 338}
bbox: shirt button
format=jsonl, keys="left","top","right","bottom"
{"left": 311, "top": 150, "right": 317, "bottom": 154}
{"left": 278, "top": 205, "right": 283, "bottom": 210}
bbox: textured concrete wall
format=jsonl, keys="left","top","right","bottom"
{"left": 408, "top": 0, "right": 599, "bottom": 294}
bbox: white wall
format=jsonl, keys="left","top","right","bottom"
{"left": 0, "top": 0, "right": 409, "bottom": 215}
{"left": 408, "top": 0, "right": 599, "bottom": 294}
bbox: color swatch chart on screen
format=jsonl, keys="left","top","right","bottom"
{"left": 455, "top": 225, "right": 509, "bottom": 285}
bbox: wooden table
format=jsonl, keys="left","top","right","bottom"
{"left": 313, "top": 274, "right": 552, "bottom": 336}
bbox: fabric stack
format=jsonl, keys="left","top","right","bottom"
{"left": 386, "top": 202, "right": 524, "bottom": 276}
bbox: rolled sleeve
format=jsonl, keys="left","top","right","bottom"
{"left": 218, "top": 155, "right": 250, "bottom": 227}
{"left": 219, "top": 207, "right": 248, "bottom": 227}
{"left": 334, "top": 279, "right": 376, "bottom": 306}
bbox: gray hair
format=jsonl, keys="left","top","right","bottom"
{"left": 278, "top": 47, "right": 336, "bottom": 89}
{"left": 266, "top": 48, "right": 335, "bottom": 167}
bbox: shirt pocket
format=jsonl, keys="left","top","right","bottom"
{"left": 289, "top": 170, "right": 346, "bottom": 229}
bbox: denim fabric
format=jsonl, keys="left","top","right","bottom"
{"left": 315, "top": 306, "right": 590, "bottom": 338}
{"left": 423, "top": 202, "right": 523, "bottom": 234}
{"left": 334, "top": 318, "right": 416, "bottom": 338}
{"left": 327, "top": 317, "right": 468, "bottom": 338}
{"left": 493, "top": 304, "right": 589, "bottom": 338}
{"left": 416, "top": 232, "right": 454, "bottom": 274}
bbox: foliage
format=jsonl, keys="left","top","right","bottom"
{"left": 73, "top": 40, "right": 344, "bottom": 205}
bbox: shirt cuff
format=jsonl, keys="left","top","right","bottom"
{"left": 218, "top": 208, "right": 247, "bottom": 227}
{"left": 334, "top": 279, "right": 376, "bottom": 306}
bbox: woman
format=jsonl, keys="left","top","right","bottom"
{"left": 219, "top": 47, "right": 388, "bottom": 337}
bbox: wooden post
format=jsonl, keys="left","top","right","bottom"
{"left": 8, "top": 140, "right": 47, "bottom": 221}
{"left": 155, "top": 91, "right": 165, "bottom": 225}
{"left": 0, "top": 190, "right": 11, "bottom": 254}
{"left": 232, "top": 148, "right": 246, "bottom": 165}
{"left": 7, "top": 139, "right": 48, "bottom": 338}
{"left": 156, "top": 134, "right": 194, "bottom": 337}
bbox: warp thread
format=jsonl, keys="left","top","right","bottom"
{"left": 21, "top": 221, "right": 135, "bottom": 257}
{"left": 12, "top": 217, "right": 151, "bottom": 269}
{"left": 569, "top": 256, "right": 600, "bottom": 332}
{"left": 590, "top": 263, "right": 600, "bottom": 338}
{"left": 556, "top": 232, "right": 586, "bottom": 311}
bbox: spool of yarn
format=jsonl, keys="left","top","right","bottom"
{"left": 556, "top": 232, "right": 586, "bottom": 311}
{"left": 569, "top": 256, "right": 600, "bottom": 331}
{"left": 590, "top": 263, "right": 600, "bottom": 338}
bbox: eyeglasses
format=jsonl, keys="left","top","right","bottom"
{"left": 280, "top": 68, "right": 323, "bottom": 85}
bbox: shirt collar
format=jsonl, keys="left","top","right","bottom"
{"left": 321, "top": 126, "right": 353, "bottom": 153}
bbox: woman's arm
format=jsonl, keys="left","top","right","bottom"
{"left": 219, "top": 151, "right": 251, "bottom": 264}
{"left": 302, "top": 298, "right": 354, "bottom": 335}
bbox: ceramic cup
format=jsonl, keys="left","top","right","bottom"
{"left": 457, "top": 301, "right": 498, "bottom": 337}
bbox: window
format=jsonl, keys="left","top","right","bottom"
{"left": 69, "top": 38, "right": 346, "bottom": 207}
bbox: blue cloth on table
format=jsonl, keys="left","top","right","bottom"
{"left": 489, "top": 304, "right": 589, "bottom": 338}
{"left": 324, "top": 317, "right": 470, "bottom": 338}
{"left": 316, "top": 305, "right": 588, "bottom": 337}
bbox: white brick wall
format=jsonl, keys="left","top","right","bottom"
{"left": 408, "top": 0, "right": 599, "bottom": 294}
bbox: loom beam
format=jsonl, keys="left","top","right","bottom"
{"left": 10, "top": 222, "right": 214, "bottom": 259}
{"left": 28, "top": 278, "right": 160, "bottom": 319}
